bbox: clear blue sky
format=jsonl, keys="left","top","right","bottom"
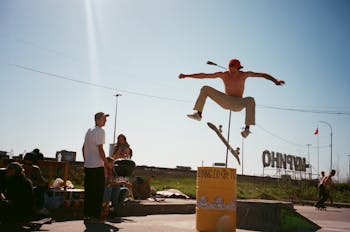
{"left": 1, "top": 0, "right": 350, "bottom": 181}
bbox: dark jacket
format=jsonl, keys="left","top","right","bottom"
{"left": 2, "top": 174, "right": 34, "bottom": 221}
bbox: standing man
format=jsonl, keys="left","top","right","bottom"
{"left": 82, "top": 112, "right": 109, "bottom": 223}
{"left": 179, "top": 58, "right": 285, "bottom": 138}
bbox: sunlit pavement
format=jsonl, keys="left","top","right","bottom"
{"left": 40, "top": 205, "right": 350, "bottom": 232}
{"left": 295, "top": 205, "right": 350, "bottom": 232}
{"left": 41, "top": 214, "right": 252, "bottom": 232}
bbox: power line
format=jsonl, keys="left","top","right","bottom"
{"left": 0, "top": 35, "right": 179, "bottom": 91}
{"left": 2, "top": 34, "right": 350, "bottom": 116}
{"left": 256, "top": 124, "right": 305, "bottom": 147}
{"left": 258, "top": 105, "right": 350, "bottom": 116}
{"left": 3, "top": 61, "right": 350, "bottom": 116}
{"left": 2, "top": 62, "right": 344, "bottom": 150}
{"left": 5, "top": 62, "right": 191, "bottom": 103}
{"left": 256, "top": 124, "right": 330, "bottom": 149}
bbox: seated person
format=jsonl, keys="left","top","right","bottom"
{"left": 112, "top": 134, "right": 132, "bottom": 159}
{"left": 22, "top": 152, "right": 48, "bottom": 214}
{"left": 103, "top": 157, "right": 131, "bottom": 216}
{"left": 0, "top": 162, "right": 34, "bottom": 226}
{"left": 0, "top": 168, "right": 6, "bottom": 193}
{"left": 31, "top": 148, "right": 44, "bottom": 161}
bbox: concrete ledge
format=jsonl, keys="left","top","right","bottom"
{"left": 50, "top": 198, "right": 196, "bottom": 221}
{"left": 237, "top": 199, "right": 292, "bottom": 231}
{"left": 117, "top": 198, "right": 196, "bottom": 216}
{"left": 236, "top": 199, "right": 320, "bottom": 232}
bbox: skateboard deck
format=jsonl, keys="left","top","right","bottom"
{"left": 315, "top": 206, "right": 327, "bottom": 211}
{"left": 25, "top": 217, "right": 52, "bottom": 230}
{"left": 207, "top": 122, "right": 240, "bottom": 165}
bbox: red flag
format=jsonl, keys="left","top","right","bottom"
{"left": 314, "top": 128, "right": 318, "bottom": 135}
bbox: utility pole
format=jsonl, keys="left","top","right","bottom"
{"left": 241, "top": 137, "right": 244, "bottom": 175}
{"left": 306, "top": 144, "right": 311, "bottom": 179}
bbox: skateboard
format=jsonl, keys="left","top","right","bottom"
{"left": 315, "top": 206, "right": 326, "bottom": 211}
{"left": 207, "top": 122, "right": 240, "bottom": 165}
{"left": 24, "top": 217, "right": 52, "bottom": 231}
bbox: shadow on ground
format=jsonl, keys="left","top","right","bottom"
{"left": 83, "top": 217, "right": 137, "bottom": 232}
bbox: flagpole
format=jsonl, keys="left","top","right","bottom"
{"left": 317, "top": 127, "right": 319, "bottom": 176}
{"left": 314, "top": 126, "right": 319, "bottom": 176}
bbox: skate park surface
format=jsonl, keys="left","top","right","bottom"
{"left": 40, "top": 198, "right": 350, "bottom": 232}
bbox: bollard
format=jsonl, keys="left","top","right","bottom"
{"left": 196, "top": 167, "right": 236, "bottom": 232}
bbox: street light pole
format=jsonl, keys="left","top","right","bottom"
{"left": 319, "top": 121, "right": 333, "bottom": 172}
{"left": 242, "top": 137, "right": 244, "bottom": 175}
{"left": 206, "top": 61, "right": 233, "bottom": 168}
{"left": 225, "top": 111, "right": 232, "bottom": 168}
{"left": 348, "top": 155, "right": 350, "bottom": 181}
{"left": 113, "top": 94, "right": 122, "bottom": 144}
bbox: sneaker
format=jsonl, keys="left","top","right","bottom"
{"left": 241, "top": 128, "right": 251, "bottom": 138}
{"left": 187, "top": 112, "right": 202, "bottom": 121}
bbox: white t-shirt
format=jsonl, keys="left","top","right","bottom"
{"left": 83, "top": 126, "right": 105, "bottom": 168}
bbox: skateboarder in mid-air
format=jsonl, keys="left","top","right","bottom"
{"left": 179, "top": 58, "right": 285, "bottom": 138}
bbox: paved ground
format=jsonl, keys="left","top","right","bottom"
{"left": 295, "top": 205, "right": 350, "bottom": 232}
{"left": 40, "top": 205, "right": 350, "bottom": 232}
{"left": 41, "top": 214, "right": 252, "bottom": 232}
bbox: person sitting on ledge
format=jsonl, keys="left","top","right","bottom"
{"left": 112, "top": 134, "right": 132, "bottom": 159}
{"left": 103, "top": 157, "right": 131, "bottom": 217}
{"left": 0, "top": 162, "right": 34, "bottom": 228}
{"left": 22, "top": 152, "right": 49, "bottom": 215}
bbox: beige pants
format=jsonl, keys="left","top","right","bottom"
{"left": 193, "top": 86, "right": 255, "bottom": 126}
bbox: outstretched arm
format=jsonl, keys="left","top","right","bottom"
{"left": 179, "top": 71, "right": 224, "bottom": 79}
{"left": 247, "top": 72, "right": 285, "bottom": 86}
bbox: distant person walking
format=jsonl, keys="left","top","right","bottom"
{"left": 179, "top": 58, "right": 285, "bottom": 138}
{"left": 317, "top": 171, "right": 325, "bottom": 200}
{"left": 314, "top": 169, "right": 336, "bottom": 209}
{"left": 82, "top": 112, "right": 109, "bottom": 223}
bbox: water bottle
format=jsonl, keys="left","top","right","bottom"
{"left": 9, "top": 149, "right": 14, "bottom": 159}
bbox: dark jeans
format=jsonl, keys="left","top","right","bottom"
{"left": 0, "top": 200, "right": 32, "bottom": 223}
{"left": 84, "top": 167, "right": 105, "bottom": 218}
{"left": 104, "top": 185, "right": 129, "bottom": 209}
{"left": 315, "top": 184, "right": 329, "bottom": 207}
{"left": 33, "top": 186, "right": 46, "bottom": 210}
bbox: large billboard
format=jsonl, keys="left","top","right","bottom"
{"left": 262, "top": 150, "right": 307, "bottom": 172}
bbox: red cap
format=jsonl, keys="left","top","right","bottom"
{"left": 228, "top": 59, "right": 243, "bottom": 69}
